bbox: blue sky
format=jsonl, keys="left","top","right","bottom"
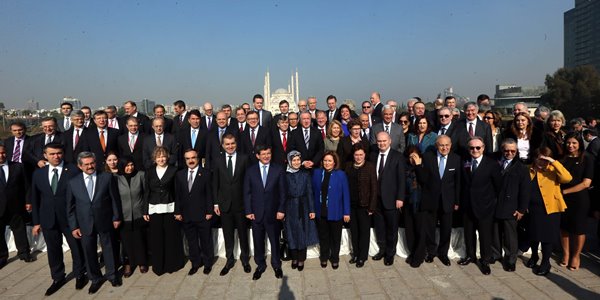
{"left": 0, "top": 0, "right": 573, "bottom": 110}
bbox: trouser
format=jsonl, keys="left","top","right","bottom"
{"left": 350, "top": 207, "right": 371, "bottom": 261}
{"left": 463, "top": 212, "right": 493, "bottom": 261}
{"left": 81, "top": 229, "right": 117, "bottom": 283}
{"left": 491, "top": 218, "right": 518, "bottom": 264}
{"left": 42, "top": 223, "right": 86, "bottom": 280}
{"left": 182, "top": 220, "right": 213, "bottom": 268}
{"left": 0, "top": 212, "right": 30, "bottom": 260}
{"left": 289, "top": 249, "right": 307, "bottom": 262}
{"left": 251, "top": 220, "right": 281, "bottom": 269}
{"left": 379, "top": 209, "right": 399, "bottom": 259}
{"left": 149, "top": 213, "right": 184, "bottom": 275}
{"left": 317, "top": 218, "right": 343, "bottom": 263}
{"left": 220, "top": 210, "right": 250, "bottom": 265}
{"left": 422, "top": 208, "right": 453, "bottom": 258}
{"left": 403, "top": 207, "right": 423, "bottom": 259}
{"left": 531, "top": 242, "right": 553, "bottom": 265}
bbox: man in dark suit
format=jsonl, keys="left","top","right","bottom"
{"left": 307, "top": 96, "right": 320, "bottom": 121}
{"left": 435, "top": 107, "right": 458, "bottom": 138}
{"left": 4, "top": 121, "right": 34, "bottom": 175}
{"left": 119, "top": 101, "right": 151, "bottom": 134}
{"left": 67, "top": 152, "right": 122, "bottom": 294}
{"left": 105, "top": 105, "right": 124, "bottom": 135}
{"left": 30, "top": 143, "right": 87, "bottom": 295}
{"left": 57, "top": 102, "right": 73, "bottom": 132}
{"left": 287, "top": 112, "right": 324, "bottom": 169}
{"left": 253, "top": 94, "right": 272, "bottom": 129}
{"left": 370, "top": 131, "right": 405, "bottom": 266}
{"left": 0, "top": 144, "right": 35, "bottom": 269}
{"left": 212, "top": 134, "right": 252, "bottom": 275}
{"left": 370, "top": 105, "right": 405, "bottom": 153}
{"left": 117, "top": 117, "right": 145, "bottom": 171}
{"left": 200, "top": 102, "right": 215, "bottom": 133}
{"left": 28, "top": 117, "right": 65, "bottom": 169}
{"left": 174, "top": 149, "right": 214, "bottom": 275}
{"left": 457, "top": 136, "right": 501, "bottom": 275}
{"left": 412, "top": 135, "right": 461, "bottom": 267}
{"left": 453, "top": 102, "right": 493, "bottom": 159}
{"left": 238, "top": 111, "right": 272, "bottom": 163}
{"left": 361, "top": 101, "right": 381, "bottom": 126}
{"left": 177, "top": 110, "right": 207, "bottom": 168}
{"left": 152, "top": 104, "right": 173, "bottom": 134}
{"left": 370, "top": 92, "right": 383, "bottom": 120}
{"left": 325, "top": 95, "right": 340, "bottom": 122}
{"left": 171, "top": 100, "right": 190, "bottom": 135}
{"left": 80, "top": 110, "right": 119, "bottom": 170}
{"left": 271, "top": 116, "right": 289, "bottom": 165}
{"left": 314, "top": 111, "right": 328, "bottom": 139}
{"left": 243, "top": 145, "right": 286, "bottom": 280}
{"left": 205, "top": 112, "right": 235, "bottom": 169}
{"left": 144, "top": 117, "right": 178, "bottom": 170}
{"left": 492, "top": 138, "right": 530, "bottom": 272}
{"left": 63, "top": 111, "right": 87, "bottom": 165}
{"left": 271, "top": 100, "right": 290, "bottom": 130}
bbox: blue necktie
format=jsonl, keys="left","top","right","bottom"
{"left": 439, "top": 156, "right": 445, "bottom": 178}
{"left": 471, "top": 159, "right": 478, "bottom": 172}
{"left": 262, "top": 165, "right": 268, "bottom": 187}
{"left": 191, "top": 129, "right": 197, "bottom": 146}
{"left": 86, "top": 175, "right": 94, "bottom": 200}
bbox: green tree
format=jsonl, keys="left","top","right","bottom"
{"left": 541, "top": 65, "right": 600, "bottom": 119}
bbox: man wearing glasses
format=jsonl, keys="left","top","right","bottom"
{"left": 436, "top": 107, "right": 457, "bottom": 138}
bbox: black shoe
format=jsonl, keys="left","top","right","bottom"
{"left": 75, "top": 275, "right": 88, "bottom": 290}
{"left": 405, "top": 255, "right": 413, "bottom": 264}
{"left": 139, "top": 265, "right": 149, "bottom": 273}
{"left": 410, "top": 260, "right": 423, "bottom": 268}
{"left": 457, "top": 257, "right": 476, "bottom": 266}
{"left": 331, "top": 262, "right": 339, "bottom": 270}
{"left": 88, "top": 280, "right": 104, "bottom": 294}
{"left": 188, "top": 266, "right": 200, "bottom": 276}
{"left": 504, "top": 263, "right": 516, "bottom": 272}
{"left": 252, "top": 268, "right": 265, "bottom": 280}
{"left": 45, "top": 278, "right": 66, "bottom": 296}
{"left": 219, "top": 265, "right": 231, "bottom": 276}
{"left": 320, "top": 261, "right": 327, "bottom": 268}
{"left": 425, "top": 254, "right": 435, "bottom": 263}
{"left": 439, "top": 256, "right": 451, "bottom": 266}
{"left": 534, "top": 262, "right": 550, "bottom": 276}
{"left": 356, "top": 260, "right": 364, "bottom": 268}
{"left": 274, "top": 268, "right": 283, "bottom": 279}
{"left": 479, "top": 260, "right": 491, "bottom": 275}
{"left": 242, "top": 263, "right": 252, "bottom": 273}
{"left": 488, "top": 257, "right": 500, "bottom": 265}
{"left": 349, "top": 256, "right": 357, "bottom": 264}
{"left": 20, "top": 254, "right": 36, "bottom": 263}
{"left": 297, "top": 262, "right": 304, "bottom": 271}
{"left": 203, "top": 266, "right": 212, "bottom": 275}
{"left": 110, "top": 277, "right": 122, "bottom": 287}
{"left": 291, "top": 260, "right": 298, "bottom": 269}
{"left": 372, "top": 252, "right": 384, "bottom": 261}
{"left": 384, "top": 257, "right": 394, "bottom": 266}
{"left": 123, "top": 265, "right": 132, "bottom": 278}
{"left": 525, "top": 256, "right": 539, "bottom": 269}
{"left": 0, "top": 259, "right": 7, "bottom": 269}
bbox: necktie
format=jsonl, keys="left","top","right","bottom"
{"left": 282, "top": 132, "right": 287, "bottom": 151}
{"left": 129, "top": 135, "right": 136, "bottom": 152}
{"left": 227, "top": 155, "right": 233, "bottom": 177}
{"left": 179, "top": 115, "right": 183, "bottom": 126}
{"left": 441, "top": 127, "right": 446, "bottom": 135}
{"left": 262, "top": 165, "right": 268, "bottom": 187}
{"left": 321, "top": 128, "right": 325, "bottom": 139}
{"left": 191, "top": 129, "right": 197, "bottom": 146}
{"left": 239, "top": 124, "right": 243, "bottom": 132}
{"left": 219, "top": 129, "right": 224, "bottom": 143}
{"left": 74, "top": 129, "right": 80, "bottom": 149}
{"left": 304, "top": 129, "right": 310, "bottom": 149}
{"left": 157, "top": 135, "right": 162, "bottom": 147}
{"left": 12, "top": 139, "right": 21, "bottom": 162}
{"left": 385, "top": 125, "right": 390, "bottom": 134}
{"left": 51, "top": 168, "right": 58, "bottom": 194}
{"left": 65, "top": 118, "right": 71, "bottom": 130}
{"left": 251, "top": 129, "right": 256, "bottom": 146}
{"left": 86, "top": 175, "right": 94, "bottom": 200}
{"left": 468, "top": 122, "right": 474, "bottom": 137}
{"left": 99, "top": 130, "right": 106, "bottom": 152}
{"left": 109, "top": 119, "right": 114, "bottom": 128}
{"left": 362, "top": 129, "right": 367, "bottom": 138}
{"left": 378, "top": 154, "right": 385, "bottom": 179}
{"left": 329, "top": 111, "right": 333, "bottom": 120}
{"left": 503, "top": 160, "right": 510, "bottom": 170}
{"left": 439, "top": 156, "right": 446, "bottom": 178}
{"left": 188, "top": 170, "right": 194, "bottom": 192}
{"left": 259, "top": 111, "right": 263, "bottom": 126}
{"left": 207, "top": 117, "right": 212, "bottom": 130}
{"left": 472, "top": 159, "right": 478, "bottom": 172}
{"left": 0, "top": 165, "right": 6, "bottom": 186}
{"left": 46, "top": 135, "right": 52, "bottom": 145}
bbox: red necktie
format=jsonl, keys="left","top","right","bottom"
{"left": 74, "top": 129, "right": 80, "bottom": 149}
{"left": 468, "top": 122, "right": 474, "bottom": 137}
{"left": 321, "top": 128, "right": 325, "bottom": 139}
{"left": 282, "top": 132, "right": 287, "bottom": 151}
{"left": 239, "top": 124, "right": 243, "bottom": 132}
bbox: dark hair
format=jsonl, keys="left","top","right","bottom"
{"left": 41, "top": 116, "right": 58, "bottom": 125}
{"left": 337, "top": 104, "right": 352, "bottom": 121}
{"left": 347, "top": 119, "right": 361, "bottom": 129}
{"left": 327, "top": 95, "right": 337, "bottom": 102}
{"left": 404, "top": 145, "right": 422, "bottom": 159}
{"left": 246, "top": 110, "right": 259, "bottom": 119}
{"left": 255, "top": 144, "right": 271, "bottom": 155}
{"left": 80, "top": 106, "right": 91, "bottom": 111}
{"left": 153, "top": 104, "right": 165, "bottom": 112}
{"left": 221, "top": 104, "right": 232, "bottom": 110}
{"left": 43, "top": 142, "right": 64, "bottom": 152}
{"left": 412, "top": 115, "right": 432, "bottom": 135}
{"left": 484, "top": 110, "right": 502, "bottom": 129}
{"left": 532, "top": 146, "right": 553, "bottom": 160}
{"left": 118, "top": 156, "right": 136, "bottom": 175}
{"left": 60, "top": 102, "right": 73, "bottom": 109}
{"left": 173, "top": 100, "right": 186, "bottom": 109}
{"left": 221, "top": 133, "right": 237, "bottom": 145}
{"left": 278, "top": 100, "right": 289, "bottom": 106}
{"left": 563, "top": 132, "right": 585, "bottom": 163}
{"left": 124, "top": 100, "right": 137, "bottom": 107}
{"left": 9, "top": 121, "right": 26, "bottom": 130}
{"left": 476, "top": 94, "right": 490, "bottom": 103}
{"left": 322, "top": 150, "right": 341, "bottom": 169}
{"left": 252, "top": 94, "right": 264, "bottom": 102}
{"left": 188, "top": 109, "right": 202, "bottom": 118}
{"left": 183, "top": 148, "right": 198, "bottom": 156}
{"left": 351, "top": 143, "right": 367, "bottom": 155}
{"left": 93, "top": 110, "right": 107, "bottom": 118}
{"left": 235, "top": 107, "right": 246, "bottom": 114}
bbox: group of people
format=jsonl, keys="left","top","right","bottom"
{"left": 1, "top": 93, "right": 598, "bottom": 296}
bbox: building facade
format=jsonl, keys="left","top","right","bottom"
{"left": 564, "top": 0, "right": 600, "bottom": 72}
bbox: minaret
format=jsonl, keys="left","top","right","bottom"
{"left": 290, "top": 72, "right": 295, "bottom": 104}
{"left": 295, "top": 69, "right": 299, "bottom": 103}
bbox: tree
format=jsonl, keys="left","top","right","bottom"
{"left": 541, "top": 65, "right": 600, "bottom": 119}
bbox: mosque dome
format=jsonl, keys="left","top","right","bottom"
{"left": 273, "top": 88, "right": 289, "bottom": 94}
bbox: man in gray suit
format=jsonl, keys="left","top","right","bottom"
{"left": 370, "top": 105, "right": 405, "bottom": 153}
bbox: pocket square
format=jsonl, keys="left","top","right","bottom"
{"left": 448, "top": 168, "right": 456, "bottom": 171}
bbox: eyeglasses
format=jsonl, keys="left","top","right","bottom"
{"left": 438, "top": 115, "right": 450, "bottom": 119}
{"left": 400, "top": 120, "right": 409, "bottom": 124}
{"left": 469, "top": 146, "right": 482, "bottom": 150}
{"left": 362, "top": 106, "right": 371, "bottom": 109}
{"left": 484, "top": 116, "right": 494, "bottom": 120}
{"left": 503, "top": 149, "right": 516, "bottom": 153}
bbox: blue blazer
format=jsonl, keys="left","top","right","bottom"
{"left": 243, "top": 162, "right": 286, "bottom": 223}
{"left": 407, "top": 132, "right": 438, "bottom": 153}
{"left": 30, "top": 163, "right": 80, "bottom": 229}
{"left": 67, "top": 171, "right": 122, "bottom": 235}
{"left": 311, "top": 169, "right": 351, "bottom": 221}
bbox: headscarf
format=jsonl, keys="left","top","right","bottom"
{"left": 118, "top": 156, "right": 138, "bottom": 184}
{"left": 286, "top": 150, "right": 302, "bottom": 173}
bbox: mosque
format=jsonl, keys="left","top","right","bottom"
{"left": 263, "top": 70, "right": 299, "bottom": 114}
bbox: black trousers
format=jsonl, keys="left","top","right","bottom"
{"left": 0, "top": 212, "right": 30, "bottom": 260}
{"left": 421, "top": 208, "right": 453, "bottom": 258}
{"left": 120, "top": 220, "right": 148, "bottom": 267}
{"left": 402, "top": 207, "right": 422, "bottom": 258}
{"left": 374, "top": 209, "right": 399, "bottom": 259}
{"left": 149, "top": 213, "right": 185, "bottom": 275}
{"left": 463, "top": 211, "right": 493, "bottom": 261}
{"left": 491, "top": 218, "right": 518, "bottom": 264}
{"left": 81, "top": 229, "right": 117, "bottom": 283}
{"left": 251, "top": 219, "right": 281, "bottom": 269}
{"left": 43, "top": 222, "right": 86, "bottom": 281}
{"left": 350, "top": 208, "right": 371, "bottom": 261}
{"left": 317, "top": 218, "right": 343, "bottom": 263}
{"left": 220, "top": 210, "right": 250, "bottom": 265}
{"left": 289, "top": 249, "right": 307, "bottom": 262}
{"left": 182, "top": 220, "right": 213, "bottom": 268}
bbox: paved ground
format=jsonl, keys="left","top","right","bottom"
{"left": 1, "top": 248, "right": 600, "bottom": 299}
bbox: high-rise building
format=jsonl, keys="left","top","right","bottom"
{"left": 564, "top": 0, "right": 600, "bottom": 72}
{"left": 137, "top": 98, "right": 156, "bottom": 115}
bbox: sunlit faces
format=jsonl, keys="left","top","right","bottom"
{"left": 126, "top": 119, "right": 139, "bottom": 134}
{"left": 41, "top": 120, "right": 57, "bottom": 135}
{"left": 353, "top": 148, "right": 366, "bottom": 165}
{"left": 288, "top": 113, "right": 299, "bottom": 128}
{"left": 10, "top": 124, "right": 25, "bottom": 138}
{"left": 438, "top": 108, "right": 452, "bottom": 126}
{"left": 359, "top": 115, "right": 370, "bottom": 128}
{"left": 468, "top": 138, "right": 484, "bottom": 159}
{"left": 124, "top": 162, "right": 135, "bottom": 174}
{"left": 94, "top": 113, "right": 108, "bottom": 128}
{"left": 297, "top": 100, "right": 307, "bottom": 112}
{"left": 253, "top": 98, "right": 264, "bottom": 110}
{"left": 370, "top": 92, "right": 380, "bottom": 104}
{"left": 484, "top": 113, "right": 495, "bottom": 126}
{"left": 436, "top": 136, "right": 452, "bottom": 156}
{"left": 316, "top": 113, "right": 327, "bottom": 127}
{"left": 105, "top": 107, "right": 117, "bottom": 119}
{"left": 78, "top": 156, "right": 96, "bottom": 175}
{"left": 277, "top": 119, "right": 289, "bottom": 132}
{"left": 350, "top": 125, "right": 361, "bottom": 138}
{"left": 44, "top": 147, "right": 64, "bottom": 166}
{"left": 515, "top": 115, "right": 529, "bottom": 130}
{"left": 445, "top": 98, "right": 456, "bottom": 109}
{"left": 236, "top": 109, "right": 246, "bottom": 123}
{"left": 322, "top": 154, "right": 335, "bottom": 171}
{"left": 413, "top": 102, "right": 425, "bottom": 116}
{"left": 327, "top": 98, "right": 337, "bottom": 111}
{"left": 189, "top": 114, "right": 201, "bottom": 129}
{"left": 330, "top": 123, "right": 342, "bottom": 138}
{"left": 61, "top": 104, "right": 72, "bottom": 116}
{"left": 154, "top": 106, "right": 165, "bottom": 118}
{"left": 152, "top": 118, "right": 165, "bottom": 134}
{"left": 513, "top": 104, "right": 527, "bottom": 116}
{"left": 308, "top": 98, "right": 317, "bottom": 111}
{"left": 184, "top": 150, "right": 200, "bottom": 169}
{"left": 256, "top": 148, "right": 272, "bottom": 165}
{"left": 242, "top": 103, "right": 251, "bottom": 113}
{"left": 382, "top": 109, "right": 394, "bottom": 123}
{"left": 123, "top": 102, "right": 137, "bottom": 115}
{"left": 203, "top": 103, "right": 214, "bottom": 115}
{"left": 417, "top": 118, "right": 428, "bottom": 134}
{"left": 279, "top": 102, "right": 289, "bottom": 114}
{"left": 222, "top": 136, "right": 237, "bottom": 154}
{"left": 549, "top": 116, "right": 562, "bottom": 131}
{"left": 215, "top": 112, "right": 227, "bottom": 128}
{"left": 154, "top": 154, "right": 168, "bottom": 168}
{"left": 106, "top": 154, "right": 118, "bottom": 170}
{"left": 300, "top": 112, "right": 312, "bottom": 128}
{"left": 291, "top": 156, "right": 302, "bottom": 169}
{"left": 340, "top": 107, "right": 351, "bottom": 121}
{"left": 465, "top": 105, "right": 478, "bottom": 121}
{"left": 222, "top": 106, "right": 232, "bottom": 118}
{"left": 246, "top": 112, "right": 259, "bottom": 128}
{"left": 376, "top": 132, "right": 391, "bottom": 152}
{"left": 502, "top": 143, "right": 518, "bottom": 160}
{"left": 399, "top": 116, "right": 410, "bottom": 131}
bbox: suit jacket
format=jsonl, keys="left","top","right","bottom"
{"left": 453, "top": 118, "right": 493, "bottom": 159}
{"left": 461, "top": 156, "right": 501, "bottom": 219}
{"left": 143, "top": 166, "right": 178, "bottom": 214}
{"left": 118, "top": 133, "right": 145, "bottom": 171}
{"left": 256, "top": 109, "right": 272, "bottom": 129}
{"left": 243, "top": 162, "right": 286, "bottom": 223}
{"left": 174, "top": 167, "right": 213, "bottom": 222}
{"left": 171, "top": 112, "right": 191, "bottom": 135}
{"left": 271, "top": 129, "right": 289, "bottom": 165}
{"left": 372, "top": 102, "right": 383, "bottom": 119}
{"left": 177, "top": 127, "right": 207, "bottom": 167}
{"left": 116, "top": 171, "right": 146, "bottom": 222}
{"left": 200, "top": 115, "right": 215, "bottom": 132}
{"left": 370, "top": 150, "right": 406, "bottom": 210}
{"left": 415, "top": 151, "right": 461, "bottom": 213}
{"left": 143, "top": 132, "right": 178, "bottom": 170}
{"left": 326, "top": 109, "right": 340, "bottom": 123}
{"left": 29, "top": 132, "right": 65, "bottom": 165}
{"left": 4, "top": 135, "right": 35, "bottom": 175}
{"left": 336, "top": 136, "right": 370, "bottom": 164}
{"left": 435, "top": 121, "right": 458, "bottom": 138}
{"left": 238, "top": 126, "right": 272, "bottom": 163}
{"left": 80, "top": 127, "right": 119, "bottom": 168}
{"left": 212, "top": 153, "right": 249, "bottom": 213}
{"left": 496, "top": 159, "right": 530, "bottom": 219}
{"left": 205, "top": 126, "right": 235, "bottom": 170}
{"left": 57, "top": 117, "right": 72, "bottom": 132}
{"left": 30, "top": 164, "right": 79, "bottom": 228}
{"left": 67, "top": 171, "right": 122, "bottom": 235}
{"left": 287, "top": 126, "right": 324, "bottom": 167}
{"left": 63, "top": 127, "right": 87, "bottom": 164}
{"left": 370, "top": 122, "right": 405, "bottom": 153}
{"left": 0, "top": 162, "right": 29, "bottom": 217}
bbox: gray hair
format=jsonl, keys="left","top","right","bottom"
{"left": 464, "top": 101, "right": 478, "bottom": 112}
{"left": 382, "top": 105, "right": 395, "bottom": 113}
{"left": 467, "top": 136, "right": 485, "bottom": 145}
{"left": 71, "top": 110, "right": 84, "bottom": 119}
{"left": 501, "top": 138, "right": 517, "bottom": 149}
{"left": 534, "top": 106, "right": 550, "bottom": 118}
{"left": 77, "top": 151, "right": 96, "bottom": 165}
{"left": 547, "top": 110, "right": 566, "bottom": 125}
{"left": 513, "top": 102, "right": 528, "bottom": 110}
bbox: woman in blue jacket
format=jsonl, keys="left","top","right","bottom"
{"left": 407, "top": 115, "right": 437, "bottom": 154}
{"left": 312, "top": 151, "right": 351, "bottom": 269}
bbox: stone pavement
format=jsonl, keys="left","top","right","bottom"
{"left": 1, "top": 250, "right": 600, "bottom": 299}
